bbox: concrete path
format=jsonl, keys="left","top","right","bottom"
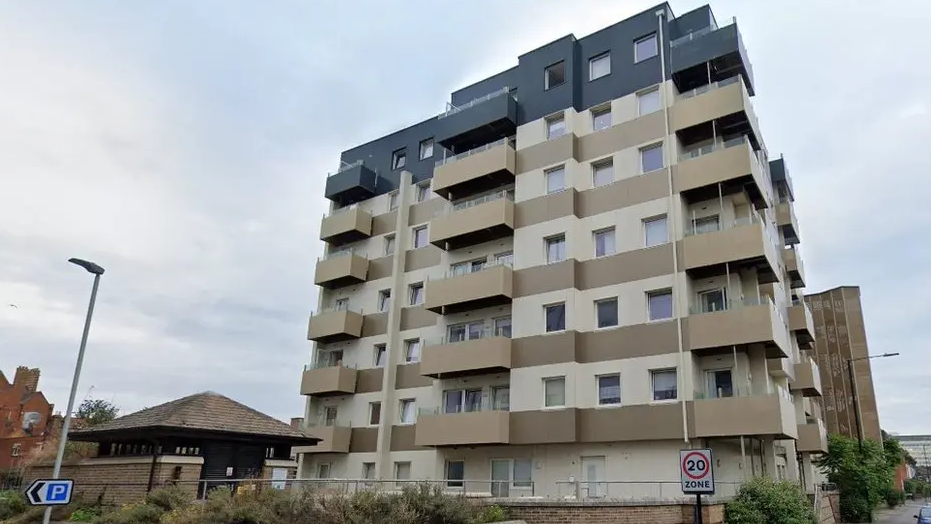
{"left": 872, "top": 500, "right": 928, "bottom": 523}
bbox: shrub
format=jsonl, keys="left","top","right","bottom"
{"left": 725, "top": 476, "right": 817, "bottom": 524}
{"left": 143, "top": 485, "right": 190, "bottom": 512}
{"left": 94, "top": 502, "right": 164, "bottom": 524}
{"left": 69, "top": 507, "right": 102, "bottom": 522}
{"left": 884, "top": 486, "right": 906, "bottom": 508}
{"left": 0, "top": 490, "right": 27, "bottom": 520}
{"left": 477, "top": 504, "right": 509, "bottom": 523}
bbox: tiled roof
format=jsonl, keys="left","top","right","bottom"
{"left": 71, "top": 391, "right": 310, "bottom": 440}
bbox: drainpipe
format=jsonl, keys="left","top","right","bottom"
{"left": 655, "top": 7, "right": 689, "bottom": 445}
{"left": 146, "top": 439, "right": 160, "bottom": 492}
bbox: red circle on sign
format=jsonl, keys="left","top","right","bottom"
{"left": 682, "top": 452, "right": 710, "bottom": 480}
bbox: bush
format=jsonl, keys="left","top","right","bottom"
{"left": 816, "top": 434, "right": 893, "bottom": 522}
{"left": 477, "top": 504, "right": 509, "bottom": 523}
{"left": 0, "top": 490, "right": 27, "bottom": 520}
{"left": 884, "top": 486, "right": 906, "bottom": 508}
{"left": 69, "top": 508, "right": 102, "bottom": 522}
{"left": 725, "top": 476, "right": 817, "bottom": 524}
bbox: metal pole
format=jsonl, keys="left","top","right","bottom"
{"left": 847, "top": 359, "right": 864, "bottom": 453}
{"left": 695, "top": 493, "right": 703, "bottom": 524}
{"left": 42, "top": 273, "right": 100, "bottom": 524}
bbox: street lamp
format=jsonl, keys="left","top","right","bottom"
{"left": 847, "top": 352, "right": 899, "bottom": 453}
{"left": 42, "top": 259, "right": 104, "bottom": 524}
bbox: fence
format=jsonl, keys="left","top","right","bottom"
{"left": 554, "top": 480, "right": 742, "bottom": 501}
{"left": 0, "top": 471, "right": 23, "bottom": 492}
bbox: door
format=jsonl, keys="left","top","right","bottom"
{"left": 699, "top": 288, "right": 727, "bottom": 313}
{"left": 491, "top": 460, "right": 510, "bottom": 498}
{"left": 706, "top": 369, "right": 734, "bottom": 398}
{"left": 580, "top": 456, "right": 606, "bottom": 498}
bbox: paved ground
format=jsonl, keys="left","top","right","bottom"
{"left": 872, "top": 500, "right": 929, "bottom": 523}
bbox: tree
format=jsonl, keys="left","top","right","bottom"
{"left": 75, "top": 398, "right": 119, "bottom": 427}
{"left": 816, "top": 434, "right": 896, "bottom": 522}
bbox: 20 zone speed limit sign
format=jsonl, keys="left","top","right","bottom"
{"left": 680, "top": 449, "right": 715, "bottom": 494}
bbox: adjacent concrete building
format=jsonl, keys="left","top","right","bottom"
{"left": 804, "top": 286, "right": 882, "bottom": 444}
{"left": 298, "top": 3, "right": 826, "bottom": 497}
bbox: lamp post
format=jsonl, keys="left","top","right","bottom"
{"left": 42, "top": 259, "right": 104, "bottom": 524}
{"left": 847, "top": 352, "right": 899, "bottom": 453}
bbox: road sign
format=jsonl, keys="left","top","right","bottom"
{"left": 680, "top": 449, "right": 715, "bottom": 494}
{"left": 25, "top": 479, "right": 74, "bottom": 506}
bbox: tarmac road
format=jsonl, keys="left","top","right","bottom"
{"left": 872, "top": 500, "right": 929, "bottom": 523}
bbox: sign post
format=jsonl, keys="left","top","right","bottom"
{"left": 25, "top": 479, "right": 75, "bottom": 506}
{"left": 680, "top": 449, "right": 715, "bottom": 524}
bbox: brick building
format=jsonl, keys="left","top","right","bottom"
{"left": 0, "top": 366, "right": 58, "bottom": 470}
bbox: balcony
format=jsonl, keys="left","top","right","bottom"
{"left": 432, "top": 138, "right": 516, "bottom": 200}
{"left": 680, "top": 215, "right": 780, "bottom": 284}
{"left": 324, "top": 160, "right": 378, "bottom": 207}
{"left": 300, "top": 363, "right": 358, "bottom": 397}
{"left": 791, "top": 356, "right": 823, "bottom": 397}
{"left": 429, "top": 191, "right": 515, "bottom": 250}
{"left": 306, "top": 307, "right": 364, "bottom": 343}
{"left": 689, "top": 392, "right": 797, "bottom": 439}
{"left": 301, "top": 422, "right": 352, "bottom": 453}
{"left": 788, "top": 302, "right": 815, "bottom": 349}
{"left": 415, "top": 406, "right": 510, "bottom": 446}
{"left": 687, "top": 297, "right": 789, "bottom": 358}
{"left": 675, "top": 136, "right": 772, "bottom": 209}
{"left": 420, "top": 331, "right": 512, "bottom": 378}
{"left": 314, "top": 251, "right": 369, "bottom": 290}
{"left": 797, "top": 420, "right": 828, "bottom": 453}
{"left": 670, "top": 16, "right": 755, "bottom": 96}
{"left": 672, "top": 75, "right": 761, "bottom": 148}
{"left": 436, "top": 87, "right": 518, "bottom": 153}
{"left": 424, "top": 262, "right": 513, "bottom": 315}
{"left": 775, "top": 201, "right": 800, "bottom": 246}
{"left": 320, "top": 206, "right": 373, "bottom": 245}
{"left": 767, "top": 357, "right": 794, "bottom": 379}
{"left": 782, "top": 247, "right": 806, "bottom": 289}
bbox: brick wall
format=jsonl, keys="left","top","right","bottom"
{"left": 26, "top": 455, "right": 203, "bottom": 505}
{"left": 496, "top": 500, "right": 726, "bottom": 524}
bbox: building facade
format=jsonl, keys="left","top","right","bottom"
{"left": 0, "top": 366, "right": 57, "bottom": 470}
{"left": 896, "top": 435, "right": 931, "bottom": 472}
{"left": 297, "top": 3, "right": 827, "bottom": 497}
{"left": 804, "top": 286, "right": 882, "bottom": 444}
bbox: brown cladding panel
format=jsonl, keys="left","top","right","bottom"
{"left": 576, "top": 170, "right": 669, "bottom": 218}
{"left": 372, "top": 211, "right": 397, "bottom": 236}
{"left": 514, "top": 189, "right": 578, "bottom": 228}
{"left": 400, "top": 306, "right": 439, "bottom": 330}
{"left": 390, "top": 425, "right": 428, "bottom": 451}
{"left": 408, "top": 199, "right": 445, "bottom": 226}
{"left": 348, "top": 427, "right": 378, "bottom": 453}
{"left": 513, "top": 260, "right": 578, "bottom": 297}
{"left": 395, "top": 363, "right": 434, "bottom": 389}
{"left": 356, "top": 368, "right": 385, "bottom": 394}
{"left": 509, "top": 409, "right": 578, "bottom": 444}
{"left": 404, "top": 247, "right": 441, "bottom": 272}
{"left": 511, "top": 331, "right": 580, "bottom": 368}
{"left": 367, "top": 256, "right": 394, "bottom": 281}
{"left": 578, "top": 404, "right": 684, "bottom": 442}
{"left": 578, "top": 321, "right": 680, "bottom": 362}
{"left": 577, "top": 244, "right": 675, "bottom": 289}
{"left": 361, "top": 313, "right": 389, "bottom": 337}
{"left": 515, "top": 133, "right": 579, "bottom": 174}
{"left": 576, "top": 111, "right": 665, "bottom": 162}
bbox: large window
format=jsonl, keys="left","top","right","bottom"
{"left": 692, "top": 215, "right": 720, "bottom": 235}
{"left": 634, "top": 33, "right": 658, "bottom": 62}
{"left": 543, "top": 377, "right": 566, "bottom": 407}
{"left": 388, "top": 192, "right": 399, "bottom": 211}
{"left": 640, "top": 143, "right": 664, "bottom": 173}
{"left": 546, "top": 235, "right": 566, "bottom": 264}
{"left": 444, "top": 389, "right": 482, "bottom": 414}
{"left": 546, "top": 114, "right": 566, "bottom": 139}
{"left": 513, "top": 459, "right": 533, "bottom": 488}
{"left": 593, "top": 228, "right": 616, "bottom": 257}
{"left": 545, "top": 303, "right": 566, "bottom": 332}
{"left": 419, "top": 138, "right": 434, "bottom": 160}
{"left": 378, "top": 289, "right": 391, "bottom": 312}
{"left": 638, "top": 89, "right": 661, "bottom": 116}
{"left": 545, "top": 165, "right": 566, "bottom": 194}
{"left": 592, "top": 106, "right": 612, "bottom": 132}
{"left": 597, "top": 374, "right": 621, "bottom": 405}
{"left": 592, "top": 159, "right": 614, "bottom": 187}
{"left": 544, "top": 61, "right": 566, "bottom": 90}
{"left": 384, "top": 234, "right": 396, "bottom": 255}
{"left": 404, "top": 339, "right": 421, "bottom": 363}
{"left": 391, "top": 149, "right": 407, "bottom": 170}
{"left": 448, "top": 320, "right": 484, "bottom": 342}
{"left": 446, "top": 461, "right": 465, "bottom": 487}
{"left": 416, "top": 182, "right": 432, "bottom": 202}
{"left": 399, "top": 399, "right": 416, "bottom": 424}
{"left": 699, "top": 288, "right": 727, "bottom": 313}
{"left": 394, "top": 462, "right": 412, "bottom": 480}
{"left": 492, "top": 385, "right": 511, "bottom": 411}
{"left": 412, "top": 226, "right": 428, "bottom": 248}
{"left": 648, "top": 290, "right": 673, "bottom": 321}
{"left": 409, "top": 283, "right": 424, "bottom": 305}
{"left": 362, "top": 462, "right": 375, "bottom": 480}
{"left": 368, "top": 402, "right": 381, "bottom": 425}
{"left": 495, "top": 317, "right": 512, "bottom": 338}
{"left": 596, "top": 298, "right": 619, "bottom": 328}
{"left": 644, "top": 216, "right": 668, "bottom": 247}
{"left": 374, "top": 344, "right": 387, "bottom": 367}
{"left": 652, "top": 369, "right": 678, "bottom": 400}
{"left": 589, "top": 52, "right": 611, "bottom": 80}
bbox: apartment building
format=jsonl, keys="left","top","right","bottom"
{"left": 804, "top": 286, "right": 882, "bottom": 444}
{"left": 896, "top": 435, "right": 931, "bottom": 470}
{"left": 297, "top": 3, "right": 827, "bottom": 497}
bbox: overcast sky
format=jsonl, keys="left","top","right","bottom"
{"left": 0, "top": 0, "right": 927, "bottom": 434}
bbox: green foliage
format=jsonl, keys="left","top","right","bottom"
{"left": 906, "top": 478, "right": 931, "bottom": 499}
{"left": 883, "top": 486, "right": 905, "bottom": 508}
{"left": 724, "top": 476, "right": 817, "bottom": 524}
{"left": 69, "top": 508, "right": 102, "bottom": 522}
{"left": 142, "top": 485, "right": 190, "bottom": 512}
{"left": 477, "top": 504, "right": 509, "bottom": 523}
{"left": 76, "top": 398, "right": 120, "bottom": 427}
{"left": 0, "top": 490, "right": 27, "bottom": 520}
{"left": 815, "top": 433, "right": 895, "bottom": 522}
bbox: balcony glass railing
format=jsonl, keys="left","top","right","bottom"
{"left": 324, "top": 202, "right": 363, "bottom": 218}
{"left": 438, "top": 258, "right": 513, "bottom": 280}
{"left": 439, "top": 86, "right": 513, "bottom": 119}
{"left": 670, "top": 16, "right": 735, "bottom": 48}
{"left": 448, "top": 189, "right": 514, "bottom": 213}
{"left": 688, "top": 295, "right": 769, "bottom": 315}
{"left": 304, "top": 360, "right": 356, "bottom": 371}
{"left": 677, "top": 75, "right": 740, "bottom": 100}
{"left": 327, "top": 159, "right": 364, "bottom": 178}
{"left": 304, "top": 414, "right": 353, "bottom": 428}
{"left": 693, "top": 385, "right": 791, "bottom": 402}
{"left": 314, "top": 303, "right": 361, "bottom": 315}
{"left": 418, "top": 396, "right": 510, "bottom": 417}
{"left": 679, "top": 134, "right": 749, "bottom": 162}
{"left": 426, "top": 325, "right": 513, "bottom": 347}
{"left": 435, "top": 136, "right": 515, "bottom": 167}
{"left": 319, "top": 247, "right": 363, "bottom": 261}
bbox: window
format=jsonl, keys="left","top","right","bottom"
{"left": 318, "top": 349, "right": 343, "bottom": 367}
{"left": 495, "top": 251, "right": 513, "bottom": 266}
{"left": 389, "top": 192, "right": 399, "bottom": 210}
{"left": 394, "top": 462, "right": 412, "bottom": 480}
{"left": 545, "top": 165, "right": 566, "bottom": 194}
{"left": 546, "top": 114, "right": 566, "bottom": 139}
{"left": 446, "top": 461, "right": 465, "bottom": 487}
{"left": 640, "top": 143, "right": 664, "bottom": 173}
{"left": 589, "top": 52, "right": 610, "bottom": 80}
{"left": 638, "top": 89, "right": 661, "bottom": 116}
{"left": 11, "top": 443, "right": 21, "bottom": 457}
{"left": 699, "top": 288, "right": 727, "bottom": 313}
{"left": 593, "top": 228, "right": 615, "bottom": 257}
{"left": 443, "top": 389, "right": 482, "bottom": 413}
{"left": 597, "top": 374, "right": 621, "bottom": 405}
{"left": 374, "top": 344, "right": 387, "bottom": 367}
{"left": 706, "top": 369, "right": 733, "bottom": 398}
{"left": 596, "top": 298, "right": 618, "bottom": 328}
{"left": 644, "top": 216, "right": 668, "bottom": 247}
{"left": 513, "top": 459, "right": 533, "bottom": 488}
{"left": 545, "top": 303, "right": 566, "bottom": 332}
{"left": 648, "top": 290, "right": 673, "bottom": 321}
{"left": 692, "top": 215, "right": 720, "bottom": 235}
{"left": 492, "top": 386, "right": 510, "bottom": 411}
{"left": 416, "top": 183, "right": 432, "bottom": 202}
{"left": 334, "top": 297, "right": 349, "bottom": 311}
{"left": 378, "top": 289, "right": 391, "bottom": 312}
{"left": 362, "top": 462, "right": 376, "bottom": 480}
{"left": 634, "top": 33, "right": 658, "bottom": 62}
{"left": 494, "top": 316, "right": 512, "bottom": 338}
{"left": 592, "top": 159, "right": 613, "bottom": 187}
{"left": 405, "top": 339, "right": 421, "bottom": 362}
{"left": 384, "top": 235, "right": 396, "bottom": 255}
{"left": 391, "top": 149, "right": 407, "bottom": 170}
{"left": 316, "top": 463, "right": 331, "bottom": 479}
{"left": 369, "top": 402, "right": 381, "bottom": 425}
{"left": 546, "top": 235, "right": 566, "bottom": 264}
{"left": 323, "top": 406, "right": 338, "bottom": 426}
{"left": 448, "top": 320, "right": 484, "bottom": 342}
{"left": 419, "top": 138, "right": 434, "bottom": 160}
{"left": 412, "top": 226, "right": 428, "bottom": 248}
{"left": 543, "top": 377, "right": 566, "bottom": 407}
{"left": 544, "top": 61, "right": 565, "bottom": 90}
{"left": 409, "top": 283, "right": 424, "bottom": 305}
{"left": 399, "top": 399, "right": 416, "bottom": 424}
{"left": 592, "top": 106, "right": 612, "bottom": 132}
{"left": 652, "top": 369, "right": 678, "bottom": 400}
{"left": 451, "top": 259, "right": 485, "bottom": 276}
